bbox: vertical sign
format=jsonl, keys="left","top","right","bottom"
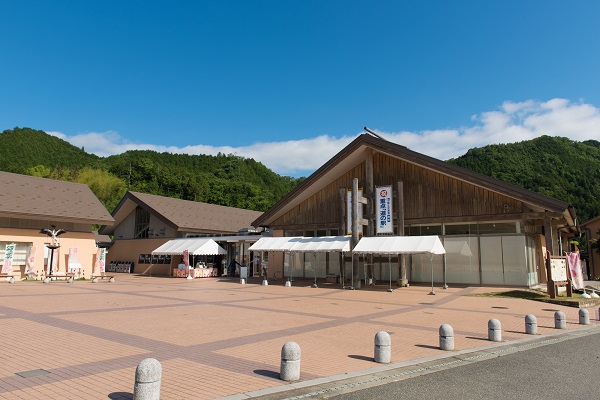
{"left": 1, "top": 243, "right": 16, "bottom": 274}
{"left": 347, "top": 189, "right": 363, "bottom": 235}
{"left": 376, "top": 185, "right": 393, "bottom": 234}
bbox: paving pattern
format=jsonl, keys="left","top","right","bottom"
{"left": 0, "top": 275, "right": 595, "bottom": 399}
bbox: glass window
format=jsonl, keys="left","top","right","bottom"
{"left": 134, "top": 207, "right": 150, "bottom": 239}
{"left": 407, "top": 225, "right": 442, "bottom": 236}
{"left": 445, "top": 223, "right": 477, "bottom": 236}
{"left": 444, "top": 237, "right": 480, "bottom": 284}
{"left": 316, "top": 230, "right": 327, "bottom": 237}
{"left": 0, "top": 242, "right": 31, "bottom": 266}
{"left": 411, "top": 253, "right": 443, "bottom": 283}
{"left": 478, "top": 221, "right": 518, "bottom": 235}
{"left": 480, "top": 236, "right": 504, "bottom": 285}
{"left": 502, "top": 236, "right": 528, "bottom": 286}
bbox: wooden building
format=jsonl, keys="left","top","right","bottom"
{"left": 100, "top": 191, "right": 264, "bottom": 276}
{"left": 252, "top": 134, "right": 578, "bottom": 287}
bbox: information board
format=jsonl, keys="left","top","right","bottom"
{"left": 550, "top": 257, "right": 568, "bottom": 282}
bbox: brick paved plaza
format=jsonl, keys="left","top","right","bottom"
{"left": 0, "top": 275, "right": 595, "bottom": 399}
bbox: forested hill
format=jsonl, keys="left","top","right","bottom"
{"left": 0, "top": 127, "right": 300, "bottom": 213}
{"left": 2, "top": 128, "right": 599, "bottom": 222}
{"left": 448, "top": 135, "right": 600, "bottom": 222}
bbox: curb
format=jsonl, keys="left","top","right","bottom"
{"left": 218, "top": 324, "right": 600, "bottom": 400}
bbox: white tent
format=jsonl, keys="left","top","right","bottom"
{"left": 248, "top": 237, "right": 303, "bottom": 252}
{"left": 290, "top": 236, "right": 351, "bottom": 253}
{"left": 353, "top": 235, "right": 446, "bottom": 255}
{"left": 152, "top": 238, "right": 227, "bottom": 255}
{"left": 353, "top": 235, "right": 445, "bottom": 293}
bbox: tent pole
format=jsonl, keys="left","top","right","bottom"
{"left": 387, "top": 254, "right": 393, "bottom": 292}
{"left": 428, "top": 254, "right": 436, "bottom": 295}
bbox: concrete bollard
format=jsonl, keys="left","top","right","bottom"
{"left": 554, "top": 311, "right": 566, "bottom": 329}
{"left": 374, "top": 331, "right": 391, "bottom": 363}
{"left": 488, "top": 319, "right": 502, "bottom": 342}
{"left": 525, "top": 314, "right": 538, "bottom": 335}
{"left": 439, "top": 324, "right": 454, "bottom": 351}
{"left": 92, "top": 277, "right": 99, "bottom": 283}
{"left": 262, "top": 279, "right": 269, "bottom": 286}
{"left": 579, "top": 308, "right": 590, "bottom": 325}
{"left": 240, "top": 278, "right": 246, "bottom": 284}
{"left": 133, "top": 358, "right": 162, "bottom": 400}
{"left": 598, "top": 306, "right": 600, "bottom": 321}
{"left": 285, "top": 280, "right": 292, "bottom": 287}
{"left": 280, "top": 342, "right": 301, "bottom": 381}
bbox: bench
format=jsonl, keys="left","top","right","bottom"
{"left": 0, "top": 273, "right": 16, "bottom": 284}
{"left": 43, "top": 273, "right": 76, "bottom": 283}
{"left": 91, "top": 275, "right": 115, "bottom": 283}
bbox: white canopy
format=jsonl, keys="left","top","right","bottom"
{"left": 353, "top": 235, "right": 446, "bottom": 255}
{"left": 248, "top": 237, "right": 303, "bottom": 252}
{"left": 290, "top": 236, "right": 351, "bottom": 253}
{"left": 152, "top": 238, "right": 227, "bottom": 256}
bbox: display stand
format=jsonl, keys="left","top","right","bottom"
{"left": 546, "top": 255, "right": 573, "bottom": 299}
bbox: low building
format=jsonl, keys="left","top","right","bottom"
{"left": 252, "top": 133, "right": 578, "bottom": 287}
{"left": 0, "top": 171, "right": 114, "bottom": 280}
{"left": 99, "top": 191, "right": 264, "bottom": 276}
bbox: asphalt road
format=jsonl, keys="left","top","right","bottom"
{"left": 331, "top": 330, "right": 600, "bottom": 400}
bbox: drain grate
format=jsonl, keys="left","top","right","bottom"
{"left": 16, "top": 369, "right": 51, "bottom": 378}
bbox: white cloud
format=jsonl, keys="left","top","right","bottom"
{"left": 49, "top": 98, "right": 600, "bottom": 177}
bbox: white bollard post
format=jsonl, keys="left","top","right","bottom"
{"left": 280, "top": 342, "right": 301, "bottom": 381}
{"left": 525, "top": 314, "right": 537, "bottom": 335}
{"left": 374, "top": 331, "right": 391, "bottom": 363}
{"left": 554, "top": 311, "right": 566, "bottom": 329}
{"left": 133, "top": 358, "right": 162, "bottom": 400}
{"left": 579, "top": 309, "right": 590, "bottom": 325}
{"left": 488, "top": 319, "right": 502, "bottom": 342}
{"left": 439, "top": 324, "right": 454, "bottom": 351}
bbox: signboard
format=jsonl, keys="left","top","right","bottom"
{"left": 376, "top": 185, "right": 393, "bottom": 234}
{"left": 550, "top": 257, "right": 568, "bottom": 282}
{"left": 347, "top": 189, "right": 363, "bottom": 235}
{"left": 1, "top": 243, "right": 16, "bottom": 274}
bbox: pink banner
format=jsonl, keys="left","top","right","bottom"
{"left": 567, "top": 252, "right": 584, "bottom": 290}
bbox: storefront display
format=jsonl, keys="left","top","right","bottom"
{"left": 172, "top": 267, "right": 218, "bottom": 278}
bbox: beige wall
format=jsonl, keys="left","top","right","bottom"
{"left": 106, "top": 238, "right": 175, "bottom": 276}
{"left": 0, "top": 227, "right": 97, "bottom": 280}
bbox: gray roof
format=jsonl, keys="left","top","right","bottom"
{"left": 0, "top": 171, "right": 114, "bottom": 224}
{"left": 102, "top": 191, "right": 263, "bottom": 235}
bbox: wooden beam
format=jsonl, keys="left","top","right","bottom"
{"left": 403, "top": 211, "right": 563, "bottom": 225}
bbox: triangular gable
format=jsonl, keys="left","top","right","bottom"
{"left": 253, "top": 134, "right": 575, "bottom": 228}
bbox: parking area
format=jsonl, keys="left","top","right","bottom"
{"left": 0, "top": 275, "right": 595, "bottom": 399}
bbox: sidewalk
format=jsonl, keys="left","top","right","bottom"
{"left": 0, "top": 275, "right": 597, "bottom": 399}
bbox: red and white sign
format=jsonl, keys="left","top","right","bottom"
{"left": 376, "top": 185, "right": 393, "bottom": 234}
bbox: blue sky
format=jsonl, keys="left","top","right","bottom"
{"left": 2, "top": 1, "right": 600, "bottom": 176}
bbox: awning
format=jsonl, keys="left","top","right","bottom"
{"left": 353, "top": 236, "right": 446, "bottom": 255}
{"left": 152, "top": 238, "right": 227, "bottom": 256}
{"left": 290, "top": 236, "right": 351, "bottom": 253}
{"left": 248, "top": 237, "right": 303, "bottom": 252}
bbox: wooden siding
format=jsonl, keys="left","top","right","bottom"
{"left": 269, "top": 152, "right": 531, "bottom": 229}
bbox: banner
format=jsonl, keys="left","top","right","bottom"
{"left": 68, "top": 247, "right": 82, "bottom": 271}
{"left": 347, "top": 189, "right": 363, "bottom": 235}
{"left": 1, "top": 243, "right": 16, "bottom": 274}
{"left": 25, "top": 245, "right": 36, "bottom": 274}
{"left": 376, "top": 186, "right": 393, "bottom": 234}
{"left": 94, "top": 248, "right": 107, "bottom": 274}
{"left": 567, "top": 252, "right": 584, "bottom": 290}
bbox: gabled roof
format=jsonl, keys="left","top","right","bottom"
{"left": 253, "top": 134, "right": 576, "bottom": 227}
{"left": 101, "top": 191, "right": 263, "bottom": 235}
{"left": 0, "top": 171, "right": 114, "bottom": 225}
